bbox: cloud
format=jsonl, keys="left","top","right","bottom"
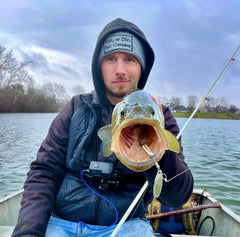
{"left": 15, "top": 45, "right": 92, "bottom": 95}
{"left": 0, "top": 0, "right": 239, "bottom": 106}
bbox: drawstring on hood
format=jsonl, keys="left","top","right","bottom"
{"left": 91, "top": 18, "right": 155, "bottom": 108}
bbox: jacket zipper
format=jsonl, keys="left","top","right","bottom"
{"left": 92, "top": 189, "right": 103, "bottom": 224}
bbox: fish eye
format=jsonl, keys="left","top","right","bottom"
{"left": 120, "top": 108, "right": 128, "bottom": 118}
{"left": 147, "top": 107, "right": 155, "bottom": 116}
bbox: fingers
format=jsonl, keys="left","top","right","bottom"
{"left": 151, "top": 96, "right": 165, "bottom": 127}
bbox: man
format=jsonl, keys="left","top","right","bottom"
{"left": 12, "top": 18, "right": 193, "bottom": 237}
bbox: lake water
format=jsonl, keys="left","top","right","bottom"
{"left": 0, "top": 113, "right": 239, "bottom": 216}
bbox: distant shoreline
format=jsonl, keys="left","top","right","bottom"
{"left": 1, "top": 112, "right": 240, "bottom": 120}
{"left": 172, "top": 112, "right": 240, "bottom": 120}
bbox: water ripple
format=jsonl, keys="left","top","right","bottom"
{"left": 0, "top": 115, "right": 240, "bottom": 216}
{"left": 177, "top": 118, "right": 240, "bottom": 215}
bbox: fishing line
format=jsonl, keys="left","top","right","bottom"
{"left": 142, "top": 144, "right": 192, "bottom": 182}
{"left": 78, "top": 169, "right": 118, "bottom": 231}
{"left": 110, "top": 44, "right": 240, "bottom": 237}
{"left": 163, "top": 167, "right": 191, "bottom": 183}
{"left": 143, "top": 143, "right": 192, "bottom": 198}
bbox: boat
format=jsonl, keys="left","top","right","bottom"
{"left": 0, "top": 189, "right": 240, "bottom": 237}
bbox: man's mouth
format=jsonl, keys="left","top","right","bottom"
{"left": 113, "top": 80, "right": 129, "bottom": 84}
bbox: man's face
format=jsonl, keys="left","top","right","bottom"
{"left": 101, "top": 52, "right": 141, "bottom": 105}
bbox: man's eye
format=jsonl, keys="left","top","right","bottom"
{"left": 125, "top": 57, "right": 134, "bottom": 62}
{"left": 106, "top": 56, "right": 114, "bottom": 61}
{"left": 126, "top": 56, "right": 138, "bottom": 62}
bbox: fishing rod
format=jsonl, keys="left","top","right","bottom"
{"left": 110, "top": 44, "right": 240, "bottom": 237}
{"left": 177, "top": 44, "right": 240, "bottom": 140}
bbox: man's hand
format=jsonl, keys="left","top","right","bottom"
{"left": 151, "top": 96, "right": 165, "bottom": 128}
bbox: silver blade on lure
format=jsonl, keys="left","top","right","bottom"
{"left": 142, "top": 144, "right": 191, "bottom": 198}
{"left": 142, "top": 144, "right": 164, "bottom": 198}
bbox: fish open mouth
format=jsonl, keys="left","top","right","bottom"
{"left": 117, "top": 122, "right": 164, "bottom": 171}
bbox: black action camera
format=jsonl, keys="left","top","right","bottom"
{"left": 88, "top": 161, "right": 120, "bottom": 189}
{"left": 89, "top": 161, "right": 113, "bottom": 179}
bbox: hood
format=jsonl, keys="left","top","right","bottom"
{"left": 91, "top": 18, "right": 155, "bottom": 108}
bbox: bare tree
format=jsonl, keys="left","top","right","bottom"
{"left": 229, "top": 104, "right": 238, "bottom": 113}
{"left": 169, "top": 96, "right": 182, "bottom": 111}
{"left": 155, "top": 96, "right": 168, "bottom": 105}
{"left": 72, "top": 85, "right": 86, "bottom": 95}
{"left": 54, "top": 83, "right": 70, "bottom": 106}
{"left": 214, "top": 96, "right": 228, "bottom": 112}
{"left": 41, "top": 82, "right": 70, "bottom": 107}
{"left": 187, "top": 95, "right": 198, "bottom": 111}
{"left": 0, "top": 45, "right": 73, "bottom": 112}
{"left": 0, "top": 45, "right": 32, "bottom": 88}
{"left": 217, "top": 96, "right": 228, "bottom": 107}
{"left": 202, "top": 96, "right": 216, "bottom": 109}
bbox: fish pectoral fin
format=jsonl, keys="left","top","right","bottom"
{"left": 97, "top": 125, "right": 113, "bottom": 157}
{"left": 102, "top": 142, "right": 113, "bottom": 157}
{"left": 163, "top": 129, "right": 180, "bottom": 153}
{"left": 97, "top": 125, "right": 112, "bottom": 142}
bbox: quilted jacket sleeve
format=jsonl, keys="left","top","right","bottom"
{"left": 11, "top": 96, "right": 81, "bottom": 237}
{"left": 144, "top": 105, "right": 194, "bottom": 207}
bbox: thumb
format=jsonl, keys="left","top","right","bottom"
{"left": 151, "top": 96, "right": 165, "bottom": 127}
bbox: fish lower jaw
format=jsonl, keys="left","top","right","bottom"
{"left": 117, "top": 152, "right": 163, "bottom": 172}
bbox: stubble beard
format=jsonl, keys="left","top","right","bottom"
{"left": 105, "top": 75, "right": 139, "bottom": 103}
{"left": 106, "top": 86, "right": 127, "bottom": 99}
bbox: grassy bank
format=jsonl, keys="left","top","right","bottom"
{"left": 172, "top": 112, "right": 240, "bottom": 120}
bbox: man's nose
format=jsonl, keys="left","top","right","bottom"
{"left": 115, "top": 60, "right": 126, "bottom": 76}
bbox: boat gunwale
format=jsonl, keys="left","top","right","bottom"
{"left": 193, "top": 189, "right": 240, "bottom": 223}
{"left": 0, "top": 189, "right": 240, "bottom": 237}
{"left": 0, "top": 189, "right": 23, "bottom": 203}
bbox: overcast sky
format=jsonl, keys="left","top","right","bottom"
{"left": 0, "top": 0, "right": 239, "bottom": 107}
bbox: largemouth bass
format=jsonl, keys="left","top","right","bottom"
{"left": 98, "top": 90, "right": 180, "bottom": 172}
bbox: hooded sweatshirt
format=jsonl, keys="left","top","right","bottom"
{"left": 12, "top": 18, "right": 193, "bottom": 237}
{"left": 92, "top": 18, "right": 154, "bottom": 108}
